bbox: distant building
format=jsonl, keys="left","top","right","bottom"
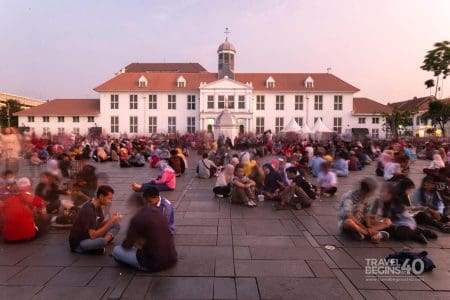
{"left": 0, "top": 91, "right": 44, "bottom": 109}
{"left": 16, "top": 37, "right": 391, "bottom": 140}
{"left": 15, "top": 99, "right": 99, "bottom": 136}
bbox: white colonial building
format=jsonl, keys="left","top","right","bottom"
{"left": 16, "top": 38, "right": 390, "bottom": 139}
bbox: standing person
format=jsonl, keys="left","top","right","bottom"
{"left": 111, "top": 193, "right": 178, "bottom": 272}
{"left": 316, "top": 163, "right": 338, "bottom": 197}
{"left": 1, "top": 177, "right": 49, "bottom": 242}
{"left": 69, "top": 185, "right": 122, "bottom": 254}
{"left": 196, "top": 152, "right": 218, "bottom": 179}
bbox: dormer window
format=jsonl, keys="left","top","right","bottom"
{"left": 138, "top": 75, "right": 148, "bottom": 87}
{"left": 266, "top": 76, "right": 275, "bottom": 89}
{"left": 177, "top": 76, "right": 186, "bottom": 88}
{"left": 305, "top": 76, "right": 314, "bottom": 88}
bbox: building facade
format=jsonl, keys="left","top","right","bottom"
{"left": 16, "top": 39, "right": 390, "bottom": 139}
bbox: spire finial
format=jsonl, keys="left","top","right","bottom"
{"left": 224, "top": 27, "right": 230, "bottom": 41}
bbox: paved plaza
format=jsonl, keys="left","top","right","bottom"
{"left": 1, "top": 155, "right": 450, "bottom": 299}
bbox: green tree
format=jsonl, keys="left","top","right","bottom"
{"left": 0, "top": 99, "right": 22, "bottom": 128}
{"left": 421, "top": 40, "right": 450, "bottom": 97}
{"left": 381, "top": 108, "right": 416, "bottom": 140}
{"left": 421, "top": 100, "right": 450, "bottom": 137}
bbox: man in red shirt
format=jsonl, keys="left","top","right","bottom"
{"left": 1, "top": 177, "right": 48, "bottom": 242}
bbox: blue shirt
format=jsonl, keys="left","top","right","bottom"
{"left": 311, "top": 156, "right": 326, "bottom": 177}
{"left": 153, "top": 196, "right": 175, "bottom": 234}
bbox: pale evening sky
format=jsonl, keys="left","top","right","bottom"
{"left": 1, "top": 0, "right": 449, "bottom": 103}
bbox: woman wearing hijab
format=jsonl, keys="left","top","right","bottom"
{"left": 132, "top": 160, "right": 176, "bottom": 192}
{"left": 423, "top": 153, "right": 445, "bottom": 175}
{"left": 262, "top": 163, "right": 284, "bottom": 200}
{"left": 213, "top": 164, "right": 235, "bottom": 197}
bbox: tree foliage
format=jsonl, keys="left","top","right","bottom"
{"left": 421, "top": 100, "right": 450, "bottom": 137}
{"left": 421, "top": 40, "right": 450, "bottom": 96}
{"left": 381, "top": 108, "right": 416, "bottom": 140}
{"left": 0, "top": 99, "right": 22, "bottom": 128}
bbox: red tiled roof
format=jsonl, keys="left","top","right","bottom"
{"left": 14, "top": 99, "right": 100, "bottom": 116}
{"left": 125, "top": 63, "right": 207, "bottom": 73}
{"left": 389, "top": 96, "right": 436, "bottom": 112}
{"left": 94, "top": 72, "right": 360, "bottom": 92}
{"left": 353, "top": 97, "right": 392, "bottom": 114}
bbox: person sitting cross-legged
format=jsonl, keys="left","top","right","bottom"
{"left": 141, "top": 187, "right": 175, "bottom": 234}
{"left": 230, "top": 164, "right": 257, "bottom": 207}
{"left": 69, "top": 185, "right": 122, "bottom": 255}
{"left": 338, "top": 178, "right": 390, "bottom": 243}
{"left": 275, "top": 167, "right": 316, "bottom": 210}
{"left": 316, "top": 162, "right": 338, "bottom": 197}
{"left": 111, "top": 195, "right": 178, "bottom": 272}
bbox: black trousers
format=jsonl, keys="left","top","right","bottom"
{"left": 213, "top": 184, "right": 231, "bottom": 197}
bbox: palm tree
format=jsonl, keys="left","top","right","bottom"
{"left": 425, "top": 79, "right": 435, "bottom": 95}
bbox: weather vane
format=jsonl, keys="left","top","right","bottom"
{"left": 224, "top": 27, "right": 230, "bottom": 41}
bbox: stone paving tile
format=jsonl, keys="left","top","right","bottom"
{"left": 235, "top": 277, "right": 259, "bottom": 300}
{"left": 244, "top": 219, "right": 300, "bottom": 236}
{"left": 257, "top": 277, "right": 351, "bottom": 299}
{"left": 306, "top": 260, "right": 335, "bottom": 278}
{"left": 313, "top": 235, "right": 344, "bottom": 247}
{"left": 155, "top": 257, "right": 215, "bottom": 277}
{"left": 233, "top": 246, "right": 251, "bottom": 260}
{"left": 176, "top": 217, "right": 219, "bottom": 226}
{"left": 32, "top": 286, "right": 108, "bottom": 300}
{"left": 0, "top": 244, "right": 43, "bottom": 265}
{"left": 174, "top": 234, "right": 217, "bottom": 246}
{"left": 0, "top": 286, "right": 42, "bottom": 300}
{"left": 176, "top": 225, "right": 218, "bottom": 235}
{"left": 87, "top": 266, "right": 134, "bottom": 288}
{"left": 389, "top": 290, "right": 450, "bottom": 299}
{"left": 360, "top": 289, "right": 395, "bottom": 300}
{"left": 18, "top": 245, "right": 79, "bottom": 267}
{"left": 420, "top": 268, "right": 450, "bottom": 291}
{"left": 71, "top": 252, "right": 119, "bottom": 267}
{"left": 217, "top": 234, "right": 233, "bottom": 246}
{"left": 121, "top": 276, "right": 151, "bottom": 299}
{"left": 7, "top": 266, "right": 63, "bottom": 286}
{"left": 215, "top": 258, "right": 235, "bottom": 277}
{"left": 344, "top": 247, "right": 395, "bottom": 268}
{"left": 213, "top": 277, "right": 236, "bottom": 300}
{"left": 249, "top": 246, "right": 321, "bottom": 260}
{"left": 325, "top": 247, "right": 360, "bottom": 268}
{"left": 341, "top": 268, "right": 387, "bottom": 290}
{"left": 235, "top": 260, "right": 313, "bottom": 277}
{"left": 144, "top": 277, "right": 214, "bottom": 300}
{"left": 0, "top": 266, "right": 26, "bottom": 283}
{"left": 233, "top": 235, "right": 295, "bottom": 247}
{"left": 382, "top": 276, "right": 431, "bottom": 290}
{"left": 47, "top": 266, "right": 100, "bottom": 286}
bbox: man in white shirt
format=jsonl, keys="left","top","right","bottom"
{"left": 317, "top": 162, "right": 338, "bottom": 197}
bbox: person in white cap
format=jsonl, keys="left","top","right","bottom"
{"left": 1, "top": 177, "right": 48, "bottom": 242}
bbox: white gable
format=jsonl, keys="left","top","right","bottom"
{"left": 177, "top": 75, "right": 186, "bottom": 83}
{"left": 138, "top": 75, "right": 148, "bottom": 87}
{"left": 304, "top": 76, "right": 314, "bottom": 88}
{"left": 266, "top": 76, "right": 275, "bottom": 88}
{"left": 200, "top": 77, "right": 252, "bottom": 90}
